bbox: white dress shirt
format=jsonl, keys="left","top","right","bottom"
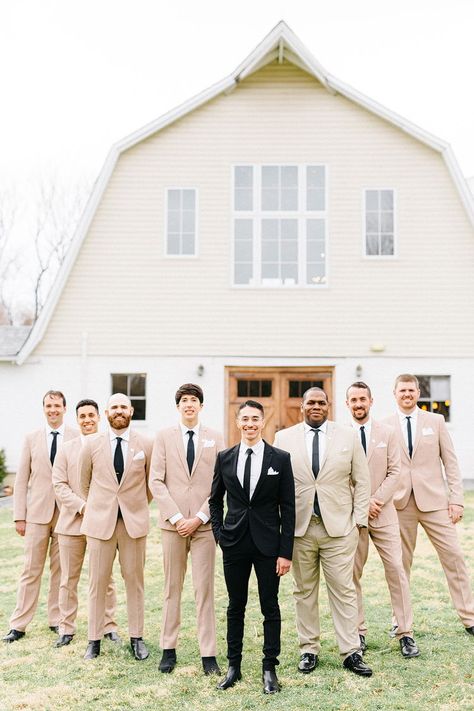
{"left": 170, "top": 422, "right": 208, "bottom": 526}
{"left": 109, "top": 427, "right": 130, "bottom": 465}
{"left": 351, "top": 418, "right": 372, "bottom": 454}
{"left": 45, "top": 423, "right": 65, "bottom": 460}
{"left": 304, "top": 420, "right": 328, "bottom": 469}
{"left": 237, "top": 438, "right": 265, "bottom": 498}
{"left": 397, "top": 408, "right": 418, "bottom": 450}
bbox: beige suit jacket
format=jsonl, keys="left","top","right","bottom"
{"left": 53, "top": 438, "right": 86, "bottom": 536}
{"left": 149, "top": 425, "right": 225, "bottom": 530}
{"left": 384, "top": 409, "right": 464, "bottom": 512}
{"left": 14, "top": 426, "right": 79, "bottom": 524}
{"left": 274, "top": 421, "right": 370, "bottom": 538}
{"left": 365, "top": 420, "right": 400, "bottom": 528}
{"left": 79, "top": 430, "right": 153, "bottom": 540}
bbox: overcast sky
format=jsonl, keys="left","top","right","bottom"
{"left": 1, "top": 0, "right": 473, "bottom": 191}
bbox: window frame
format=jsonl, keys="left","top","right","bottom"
{"left": 110, "top": 372, "right": 147, "bottom": 421}
{"left": 415, "top": 374, "right": 451, "bottom": 423}
{"left": 164, "top": 187, "right": 199, "bottom": 258}
{"left": 362, "top": 187, "right": 397, "bottom": 260}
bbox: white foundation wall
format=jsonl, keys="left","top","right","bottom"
{"left": 2, "top": 354, "right": 473, "bottom": 487}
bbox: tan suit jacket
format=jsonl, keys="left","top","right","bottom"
{"left": 383, "top": 409, "right": 464, "bottom": 512}
{"left": 80, "top": 431, "right": 153, "bottom": 540}
{"left": 14, "top": 426, "right": 79, "bottom": 523}
{"left": 53, "top": 438, "right": 86, "bottom": 535}
{"left": 365, "top": 420, "right": 400, "bottom": 528}
{"left": 274, "top": 421, "right": 370, "bottom": 537}
{"left": 149, "top": 425, "right": 225, "bottom": 530}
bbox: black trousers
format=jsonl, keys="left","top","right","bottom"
{"left": 222, "top": 529, "right": 281, "bottom": 670}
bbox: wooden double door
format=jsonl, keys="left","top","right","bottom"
{"left": 226, "top": 367, "right": 334, "bottom": 446}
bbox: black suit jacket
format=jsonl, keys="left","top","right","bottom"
{"left": 209, "top": 441, "right": 295, "bottom": 560}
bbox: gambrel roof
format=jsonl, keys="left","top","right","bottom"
{"left": 7, "top": 20, "right": 473, "bottom": 365}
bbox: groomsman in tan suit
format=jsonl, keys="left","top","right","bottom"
{"left": 346, "top": 381, "right": 419, "bottom": 658}
{"left": 149, "top": 383, "right": 225, "bottom": 675}
{"left": 274, "top": 387, "right": 373, "bottom": 677}
{"left": 80, "top": 393, "right": 153, "bottom": 660}
{"left": 385, "top": 374, "right": 474, "bottom": 636}
{"left": 3, "top": 390, "right": 78, "bottom": 643}
{"left": 52, "top": 398, "right": 119, "bottom": 647}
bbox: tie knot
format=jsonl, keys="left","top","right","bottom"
{"left": 246, "top": 448, "right": 253, "bottom": 456}
{"left": 311, "top": 428, "right": 320, "bottom": 434}
{"left": 360, "top": 425, "right": 365, "bottom": 431}
{"left": 51, "top": 431, "right": 59, "bottom": 436}
{"left": 406, "top": 416, "right": 411, "bottom": 421}
{"left": 187, "top": 430, "right": 194, "bottom": 439}
{"left": 116, "top": 437, "right": 122, "bottom": 443}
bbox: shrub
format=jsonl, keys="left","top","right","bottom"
{"left": 0, "top": 448, "right": 7, "bottom": 487}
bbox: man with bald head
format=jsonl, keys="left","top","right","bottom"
{"left": 80, "top": 393, "right": 153, "bottom": 661}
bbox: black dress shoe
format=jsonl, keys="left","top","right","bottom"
{"left": 130, "top": 637, "right": 149, "bottom": 660}
{"left": 298, "top": 652, "right": 318, "bottom": 673}
{"left": 262, "top": 669, "right": 281, "bottom": 694}
{"left": 104, "top": 631, "right": 121, "bottom": 643}
{"left": 55, "top": 634, "right": 74, "bottom": 647}
{"left": 84, "top": 640, "right": 101, "bottom": 659}
{"left": 202, "top": 656, "right": 221, "bottom": 675}
{"left": 49, "top": 626, "right": 59, "bottom": 634}
{"left": 343, "top": 652, "right": 373, "bottom": 677}
{"left": 3, "top": 629, "right": 25, "bottom": 643}
{"left": 465, "top": 626, "right": 474, "bottom": 636}
{"left": 217, "top": 665, "right": 242, "bottom": 690}
{"left": 159, "top": 648, "right": 177, "bottom": 672}
{"left": 399, "top": 636, "right": 420, "bottom": 658}
{"left": 359, "top": 634, "right": 367, "bottom": 654}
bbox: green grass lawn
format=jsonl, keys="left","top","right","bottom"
{"left": 1, "top": 497, "right": 473, "bottom": 711}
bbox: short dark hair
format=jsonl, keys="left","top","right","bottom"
{"left": 302, "top": 387, "right": 328, "bottom": 403}
{"left": 346, "top": 381, "right": 372, "bottom": 399}
{"left": 237, "top": 399, "right": 264, "bottom": 416}
{"left": 394, "top": 374, "right": 419, "bottom": 388}
{"left": 43, "top": 390, "right": 66, "bottom": 407}
{"left": 75, "top": 399, "right": 99, "bottom": 415}
{"left": 175, "top": 383, "right": 204, "bottom": 405}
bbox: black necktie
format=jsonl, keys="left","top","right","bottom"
{"left": 114, "top": 437, "right": 124, "bottom": 483}
{"left": 50, "top": 431, "right": 59, "bottom": 465}
{"left": 186, "top": 430, "right": 195, "bottom": 473}
{"left": 406, "top": 417, "right": 413, "bottom": 458}
{"left": 311, "top": 429, "right": 321, "bottom": 516}
{"left": 360, "top": 426, "right": 367, "bottom": 455}
{"left": 244, "top": 448, "right": 253, "bottom": 499}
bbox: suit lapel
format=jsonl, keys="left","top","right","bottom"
{"left": 296, "top": 424, "right": 313, "bottom": 479}
{"left": 367, "top": 421, "right": 377, "bottom": 462}
{"left": 412, "top": 408, "right": 424, "bottom": 458}
{"left": 393, "top": 414, "right": 410, "bottom": 459}
{"left": 103, "top": 434, "right": 119, "bottom": 482}
{"left": 191, "top": 427, "right": 205, "bottom": 475}
{"left": 39, "top": 430, "right": 52, "bottom": 472}
{"left": 251, "top": 442, "right": 272, "bottom": 501}
{"left": 319, "top": 421, "right": 334, "bottom": 472}
{"left": 173, "top": 427, "right": 189, "bottom": 475}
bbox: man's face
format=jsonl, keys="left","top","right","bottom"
{"left": 302, "top": 389, "right": 329, "bottom": 427}
{"left": 394, "top": 381, "right": 420, "bottom": 413}
{"left": 177, "top": 394, "right": 203, "bottom": 426}
{"left": 236, "top": 405, "right": 265, "bottom": 445}
{"left": 43, "top": 395, "right": 66, "bottom": 428}
{"left": 346, "top": 387, "right": 373, "bottom": 423}
{"left": 76, "top": 405, "right": 100, "bottom": 435}
{"left": 106, "top": 394, "right": 134, "bottom": 430}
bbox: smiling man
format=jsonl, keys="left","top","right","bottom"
{"left": 3, "top": 390, "right": 78, "bottom": 643}
{"left": 274, "top": 387, "right": 372, "bottom": 677}
{"left": 149, "top": 383, "right": 225, "bottom": 675}
{"left": 209, "top": 400, "right": 295, "bottom": 694}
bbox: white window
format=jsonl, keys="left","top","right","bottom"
{"left": 111, "top": 373, "right": 147, "bottom": 420}
{"left": 364, "top": 189, "right": 395, "bottom": 256}
{"left": 416, "top": 375, "right": 451, "bottom": 422}
{"left": 166, "top": 188, "right": 197, "bottom": 256}
{"left": 233, "top": 165, "right": 327, "bottom": 287}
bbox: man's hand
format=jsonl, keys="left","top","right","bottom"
{"left": 15, "top": 520, "right": 26, "bottom": 537}
{"left": 368, "top": 497, "right": 384, "bottom": 520}
{"left": 175, "top": 517, "right": 202, "bottom": 537}
{"left": 448, "top": 503, "right": 464, "bottom": 524}
{"left": 276, "top": 557, "right": 291, "bottom": 577}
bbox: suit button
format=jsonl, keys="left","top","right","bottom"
{"left": 248, "top": 506, "right": 252, "bottom": 510}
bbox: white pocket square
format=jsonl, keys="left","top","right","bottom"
{"left": 267, "top": 467, "right": 279, "bottom": 476}
{"left": 422, "top": 427, "right": 434, "bottom": 436}
{"left": 132, "top": 450, "right": 145, "bottom": 461}
{"left": 202, "top": 439, "right": 215, "bottom": 448}
{"left": 376, "top": 441, "right": 387, "bottom": 448}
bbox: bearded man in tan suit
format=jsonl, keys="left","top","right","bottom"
{"left": 274, "top": 387, "right": 373, "bottom": 677}
{"left": 3, "top": 390, "right": 78, "bottom": 643}
{"left": 149, "top": 383, "right": 225, "bottom": 675}
{"left": 346, "top": 382, "right": 419, "bottom": 658}
{"left": 80, "top": 393, "right": 153, "bottom": 660}
{"left": 52, "top": 398, "right": 119, "bottom": 648}
{"left": 384, "top": 374, "right": 474, "bottom": 637}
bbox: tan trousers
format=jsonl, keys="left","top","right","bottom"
{"left": 160, "top": 528, "right": 217, "bottom": 656}
{"left": 87, "top": 518, "right": 146, "bottom": 640}
{"left": 292, "top": 516, "right": 360, "bottom": 658}
{"left": 397, "top": 493, "right": 474, "bottom": 627}
{"left": 353, "top": 523, "right": 413, "bottom": 638}
{"left": 58, "top": 533, "right": 117, "bottom": 635}
{"left": 10, "top": 507, "right": 60, "bottom": 631}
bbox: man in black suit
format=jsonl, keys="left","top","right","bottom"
{"left": 209, "top": 400, "right": 295, "bottom": 694}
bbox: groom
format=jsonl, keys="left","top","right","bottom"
{"left": 209, "top": 400, "right": 295, "bottom": 694}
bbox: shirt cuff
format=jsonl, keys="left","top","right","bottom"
{"left": 169, "top": 513, "right": 183, "bottom": 525}
{"left": 196, "top": 511, "right": 209, "bottom": 524}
